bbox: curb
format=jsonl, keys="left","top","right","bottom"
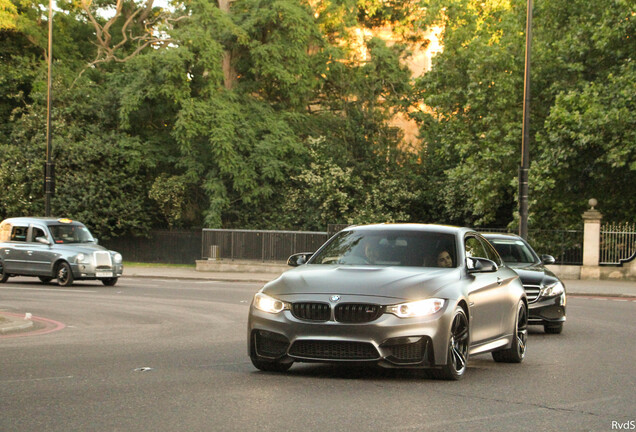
{"left": 0, "top": 314, "right": 34, "bottom": 334}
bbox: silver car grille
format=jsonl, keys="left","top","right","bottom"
{"left": 94, "top": 252, "right": 112, "bottom": 268}
{"left": 524, "top": 284, "right": 541, "bottom": 303}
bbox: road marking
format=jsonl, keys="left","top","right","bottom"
{"left": 571, "top": 295, "right": 636, "bottom": 302}
{"left": 0, "top": 375, "right": 74, "bottom": 383}
{"left": 0, "top": 313, "right": 66, "bottom": 339}
{"left": 0, "top": 286, "right": 97, "bottom": 293}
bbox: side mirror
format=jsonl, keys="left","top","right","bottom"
{"left": 541, "top": 254, "right": 555, "bottom": 265}
{"left": 287, "top": 252, "right": 313, "bottom": 267}
{"left": 36, "top": 236, "right": 51, "bottom": 245}
{"left": 93, "top": 238, "right": 99, "bottom": 245}
{"left": 467, "top": 257, "right": 498, "bottom": 273}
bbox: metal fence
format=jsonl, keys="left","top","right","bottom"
{"left": 600, "top": 222, "right": 636, "bottom": 265}
{"left": 101, "top": 230, "right": 202, "bottom": 264}
{"left": 202, "top": 229, "right": 329, "bottom": 262}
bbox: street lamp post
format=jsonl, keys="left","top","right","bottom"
{"left": 519, "top": 0, "right": 533, "bottom": 240}
{"left": 45, "top": 0, "right": 55, "bottom": 216}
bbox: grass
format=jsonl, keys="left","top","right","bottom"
{"left": 123, "top": 262, "right": 195, "bottom": 268}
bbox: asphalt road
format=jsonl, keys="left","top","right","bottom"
{"left": 1, "top": 277, "right": 635, "bottom": 432}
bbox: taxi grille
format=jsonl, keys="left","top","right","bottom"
{"left": 94, "top": 252, "right": 112, "bottom": 268}
{"left": 524, "top": 284, "right": 541, "bottom": 303}
{"left": 292, "top": 303, "right": 330, "bottom": 321}
{"left": 335, "top": 304, "right": 383, "bottom": 323}
{"left": 289, "top": 340, "right": 380, "bottom": 360}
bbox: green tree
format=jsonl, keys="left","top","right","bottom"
{"left": 413, "top": 0, "right": 635, "bottom": 229}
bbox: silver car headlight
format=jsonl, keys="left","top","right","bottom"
{"left": 113, "top": 253, "right": 123, "bottom": 264}
{"left": 75, "top": 253, "right": 91, "bottom": 264}
{"left": 542, "top": 281, "right": 565, "bottom": 297}
{"left": 387, "top": 298, "right": 446, "bottom": 318}
{"left": 253, "top": 293, "right": 290, "bottom": 314}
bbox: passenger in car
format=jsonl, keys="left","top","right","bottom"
{"left": 436, "top": 250, "right": 454, "bottom": 268}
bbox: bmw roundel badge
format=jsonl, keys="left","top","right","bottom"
{"left": 330, "top": 295, "right": 341, "bottom": 302}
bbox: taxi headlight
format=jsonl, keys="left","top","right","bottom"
{"left": 113, "top": 253, "right": 123, "bottom": 264}
{"left": 76, "top": 253, "right": 91, "bottom": 264}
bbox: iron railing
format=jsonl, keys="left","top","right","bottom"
{"left": 600, "top": 222, "right": 636, "bottom": 265}
{"left": 101, "top": 230, "right": 202, "bottom": 264}
{"left": 201, "top": 229, "right": 329, "bottom": 262}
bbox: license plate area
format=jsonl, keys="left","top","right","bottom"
{"left": 96, "top": 271, "right": 113, "bottom": 278}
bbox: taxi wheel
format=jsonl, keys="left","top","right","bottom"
{"left": 0, "top": 262, "right": 8, "bottom": 283}
{"left": 56, "top": 262, "right": 74, "bottom": 287}
{"left": 101, "top": 278, "right": 118, "bottom": 286}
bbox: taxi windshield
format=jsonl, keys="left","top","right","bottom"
{"left": 49, "top": 224, "right": 95, "bottom": 244}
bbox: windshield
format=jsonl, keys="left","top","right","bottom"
{"left": 49, "top": 224, "right": 95, "bottom": 244}
{"left": 309, "top": 230, "right": 457, "bottom": 268}
{"left": 488, "top": 238, "right": 538, "bottom": 265}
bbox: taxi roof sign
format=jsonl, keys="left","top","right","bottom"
{"left": 57, "top": 218, "right": 73, "bottom": 223}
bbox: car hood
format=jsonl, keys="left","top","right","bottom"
{"left": 263, "top": 265, "right": 461, "bottom": 301}
{"left": 54, "top": 244, "right": 111, "bottom": 254}
{"left": 507, "top": 262, "right": 558, "bottom": 286}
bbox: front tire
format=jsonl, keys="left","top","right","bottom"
{"left": 56, "top": 262, "right": 74, "bottom": 287}
{"left": 0, "top": 261, "right": 8, "bottom": 283}
{"left": 493, "top": 301, "right": 528, "bottom": 363}
{"left": 430, "top": 307, "right": 469, "bottom": 380}
{"left": 544, "top": 323, "right": 563, "bottom": 334}
{"left": 250, "top": 354, "right": 293, "bottom": 372}
{"left": 101, "top": 278, "right": 118, "bottom": 286}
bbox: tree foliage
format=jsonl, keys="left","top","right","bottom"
{"left": 412, "top": 0, "right": 635, "bottom": 228}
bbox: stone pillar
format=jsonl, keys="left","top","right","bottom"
{"left": 581, "top": 198, "right": 602, "bottom": 279}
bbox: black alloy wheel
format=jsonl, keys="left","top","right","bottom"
{"left": 430, "top": 307, "right": 469, "bottom": 380}
{"left": 492, "top": 301, "right": 528, "bottom": 363}
{"left": 0, "top": 261, "right": 8, "bottom": 283}
{"left": 56, "top": 262, "right": 74, "bottom": 287}
{"left": 101, "top": 278, "right": 118, "bottom": 286}
{"left": 39, "top": 276, "right": 53, "bottom": 284}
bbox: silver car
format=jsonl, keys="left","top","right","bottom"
{"left": 248, "top": 224, "right": 528, "bottom": 380}
{"left": 0, "top": 217, "right": 123, "bottom": 286}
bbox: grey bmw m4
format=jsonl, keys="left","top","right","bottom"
{"left": 247, "top": 224, "right": 528, "bottom": 380}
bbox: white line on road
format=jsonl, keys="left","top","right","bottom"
{"left": 1, "top": 375, "right": 74, "bottom": 383}
{"left": 0, "top": 287, "right": 97, "bottom": 293}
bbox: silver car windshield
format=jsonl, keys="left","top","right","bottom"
{"left": 489, "top": 239, "right": 538, "bottom": 265}
{"left": 310, "top": 230, "right": 457, "bottom": 267}
{"left": 49, "top": 224, "right": 95, "bottom": 244}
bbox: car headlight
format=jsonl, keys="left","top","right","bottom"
{"left": 542, "top": 281, "right": 565, "bottom": 297}
{"left": 113, "top": 253, "right": 123, "bottom": 264}
{"left": 387, "top": 298, "right": 446, "bottom": 318}
{"left": 75, "top": 253, "right": 91, "bottom": 263}
{"left": 253, "top": 292, "right": 289, "bottom": 314}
